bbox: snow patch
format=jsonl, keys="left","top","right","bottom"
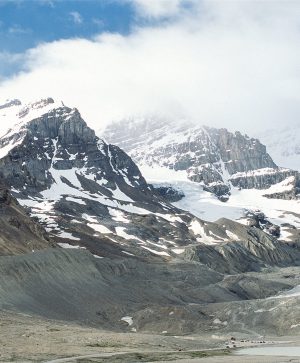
{"left": 121, "top": 316, "right": 133, "bottom": 326}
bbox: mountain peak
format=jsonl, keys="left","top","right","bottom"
{"left": 0, "top": 97, "right": 67, "bottom": 138}
{"left": 103, "top": 116, "right": 299, "bottom": 201}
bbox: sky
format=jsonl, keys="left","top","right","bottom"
{"left": 0, "top": 0, "right": 300, "bottom": 134}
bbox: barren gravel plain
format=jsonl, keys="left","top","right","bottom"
{"left": 1, "top": 310, "right": 300, "bottom": 363}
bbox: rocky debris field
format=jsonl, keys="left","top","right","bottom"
{"left": 1, "top": 310, "right": 300, "bottom": 363}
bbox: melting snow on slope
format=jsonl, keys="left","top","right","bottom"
{"left": 115, "top": 227, "right": 142, "bottom": 241}
{"left": 189, "top": 219, "right": 216, "bottom": 245}
{"left": 141, "top": 246, "right": 170, "bottom": 257}
{"left": 139, "top": 164, "right": 300, "bottom": 228}
{"left": 58, "top": 242, "right": 84, "bottom": 248}
{"left": 225, "top": 230, "right": 240, "bottom": 241}
{"left": 82, "top": 214, "right": 113, "bottom": 234}
{"left": 121, "top": 316, "right": 133, "bottom": 326}
{"left": 108, "top": 208, "right": 130, "bottom": 223}
{"left": 37, "top": 139, "right": 151, "bottom": 215}
{"left": 263, "top": 176, "right": 295, "bottom": 194}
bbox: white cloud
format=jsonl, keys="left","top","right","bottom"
{"left": 69, "top": 11, "right": 83, "bottom": 25}
{"left": 0, "top": 1, "right": 300, "bottom": 135}
{"left": 128, "top": 0, "right": 185, "bottom": 18}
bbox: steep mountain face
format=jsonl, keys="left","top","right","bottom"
{"left": 0, "top": 183, "right": 53, "bottom": 255}
{"left": 0, "top": 98, "right": 151, "bottom": 202}
{"left": 0, "top": 99, "right": 298, "bottom": 261}
{"left": 103, "top": 118, "right": 299, "bottom": 200}
{"left": 0, "top": 99, "right": 185, "bottom": 258}
{"left": 1, "top": 98, "right": 256, "bottom": 260}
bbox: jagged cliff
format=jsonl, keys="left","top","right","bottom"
{"left": 0, "top": 98, "right": 150, "bottom": 198}
{"left": 103, "top": 118, "right": 299, "bottom": 200}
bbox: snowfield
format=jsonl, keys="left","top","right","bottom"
{"left": 140, "top": 164, "right": 300, "bottom": 229}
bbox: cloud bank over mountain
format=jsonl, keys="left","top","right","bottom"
{"left": 0, "top": 0, "right": 300, "bottom": 134}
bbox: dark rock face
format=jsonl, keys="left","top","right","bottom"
{"left": 203, "top": 183, "right": 230, "bottom": 200}
{"left": 103, "top": 119, "right": 299, "bottom": 199}
{"left": 243, "top": 209, "right": 281, "bottom": 237}
{"left": 0, "top": 184, "right": 52, "bottom": 255}
{"left": 229, "top": 168, "right": 298, "bottom": 190}
{"left": 263, "top": 175, "right": 300, "bottom": 200}
{"left": 0, "top": 106, "right": 151, "bottom": 199}
{"left": 153, "top": 185, "right": 185, "bottom": 202}
{"left": 0, "top": 187, "right": 11, "bottom": 204}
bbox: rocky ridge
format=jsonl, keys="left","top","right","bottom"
{"left": 0, "top": 98, "right": 251, "bottom": 260}
{"left": 0, "top": 99, "right": 298, "bottom": 263}
{"left": 103, "top": 117, "right": 299, "bottom": 200}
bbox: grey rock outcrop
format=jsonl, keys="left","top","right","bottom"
{"left": 183, "top": 218, "right": 300, "bottom": 274}
{"left": 0, "top": 183, "right": 53, "bottom": 255}
{"left": 243, "top": 209, "right": 281, "bottom": 237}
{"left": 152, "top": 184, "right": 185, "bottom": 202}
{"left": 229, "top": 168, "right": 298, "bottom": 190}
{"left": 0, "top": 105, "right": 151, "bottom": 200}
{"left": 103, "top": 118, "right": 299, "bottom": 199}
{"left": 263, "top": 175, "right": 300, "bottom": 199}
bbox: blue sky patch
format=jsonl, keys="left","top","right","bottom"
{"left": 0, "top": 0, "right": 134, "bottom": 53}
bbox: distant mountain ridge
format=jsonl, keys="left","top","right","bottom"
{"left": 103, "top": 117, "right": 299, "bottom": 200}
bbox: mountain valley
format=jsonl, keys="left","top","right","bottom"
{"left": 0, "top": 99, "right": 299, "bottom": 362}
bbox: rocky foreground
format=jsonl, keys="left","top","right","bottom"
{"left": 1, "top": 310, "right": 300, "bottom": 363}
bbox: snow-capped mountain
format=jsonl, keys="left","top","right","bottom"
{"left": 1, "top": 99, "right": 300, "bottom": 339}
{"left": 1, "top": 98, "right": 267, "bottom": 259}
{"left": 103, "top": 117, "right": 298, "bottom": 199}
{"left": 258, "top": 123, "right": 300, "bottom": 171}
{"left": 102, "top": 116, "right": 300, "bottom": 239}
